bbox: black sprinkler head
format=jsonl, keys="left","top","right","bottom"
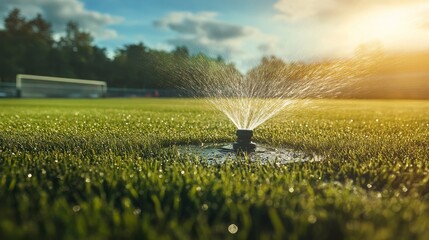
{"left": 233, "top": 129, "right": 256, "bottom": 153}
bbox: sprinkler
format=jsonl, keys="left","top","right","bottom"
{"left": 233, "top": 129, "right": 256, "bottom": 153}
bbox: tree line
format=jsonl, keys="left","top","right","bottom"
{"left": 0, "top": 8, "right": 232, "bottom": 89}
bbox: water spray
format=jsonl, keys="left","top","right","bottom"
{"left": 173, "top": 56, "right": 371, "bottom": 158}
{"left": 233, "top": 129, "right": 256, "bottom": 153}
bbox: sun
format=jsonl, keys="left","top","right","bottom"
{"left": 367, "top": 8, "right": 410, "bottom": 39}
{"left": 350, "top": 6, "right": 415, "bottom": 48}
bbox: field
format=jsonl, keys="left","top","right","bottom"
{"left": 1, "top": 98, "right": 429, "bottom": 239}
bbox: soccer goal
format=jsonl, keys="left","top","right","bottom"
{"left": 16, "top": 74, "right": 107, "bottom": 98}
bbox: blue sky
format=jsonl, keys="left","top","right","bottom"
{"left": 2, "top": 0, "right": 429, "bottom": 71}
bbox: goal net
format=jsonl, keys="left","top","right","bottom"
{"left": 16, "top": 74, "right": 107, "bottom": 98}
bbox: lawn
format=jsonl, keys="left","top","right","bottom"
{"left": 0, "top": 98, "right": 428, "bottom": 239}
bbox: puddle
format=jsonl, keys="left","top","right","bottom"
{"left": 175, "top": 143, "right": 322, "bottom": 164}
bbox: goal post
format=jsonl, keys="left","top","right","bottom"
{"left": 16, "top": 74, "right": 107, "bottom": 98}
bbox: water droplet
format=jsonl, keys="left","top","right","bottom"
{"left": 307, "top": 215, "right": 317, "bottom": 224}
{"left": 133, "top": 209, "right": 141, "bottom": 215}
{"left": 72, "top": 205, "right": 81, "bottom": 212}
{"left": 228, "top": 224, "right": 238, "bottom": 234}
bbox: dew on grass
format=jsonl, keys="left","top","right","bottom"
{"left": 72, "top": 205, "right": 81, "bottom": 212}
{"left": 228, "top": 224, "right": 238, "bottom": 234}
{"left": 308, "top": 215, "right": 317, "bottom": 224}
{"left": 133, "top": 209, "right": 141, "bottom": 215}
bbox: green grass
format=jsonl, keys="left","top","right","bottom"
{"left": 0, "top": 98, "right": 428, "bottom": 240}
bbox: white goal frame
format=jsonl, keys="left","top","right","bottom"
{"left": 16, "top": 74, "right": 107, "bottom": 98}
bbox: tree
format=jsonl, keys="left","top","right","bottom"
{"left": 173, "top": 46, "right": 189, "bottom": 58}
{"left": 59, "top": 22, "right": 93, "bottom": 49}
{"left": 0, "top": 30, "right": 23, "bottom": 81}
{"left": 56, "top": 22, "right": 96, "bottom": 78}
{"left": 4, "top": 8, "right": 28, "bottom": 34}
{"left": 0, "top": 9, "right": 53, "bottom": 80}
{"left": 0, "top": 8, "right": 240, "bottom": 90}
{"left": 28, "top": 14, "right": 53, "bottom": 42}
{"left": 112, "top": 43, "right": 148, "bottom": 87}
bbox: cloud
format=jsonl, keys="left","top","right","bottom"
{"left": 274, "top": 0, "right": 337, "bottom": 21}
{"left": 0, "top": 0, "right": 122, "bottom": 39}
{"left": 274, "top": 0, "right": 429, "bottom": 21}
{"left": 154, "top": 12, "right": 253, "bottom": 41}
{"left": 154, "top": 11, "right": 278, "bottom": 72}
{"left": 154, "top": 11, "right": 244, "bottom": 59}
{"left": 166, "top": 37, "right": 236, "bottom": 57}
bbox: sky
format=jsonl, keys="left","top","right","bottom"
{"left": 1, "top": 0, "right": 429, "bottom": 71}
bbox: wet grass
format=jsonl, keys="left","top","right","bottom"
{"left": 0, "top": 98, "right": 428, "bottom": 240}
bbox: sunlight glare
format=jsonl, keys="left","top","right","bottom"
{"left": 363, "top": 8, "right": 408, "bottom": 38}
